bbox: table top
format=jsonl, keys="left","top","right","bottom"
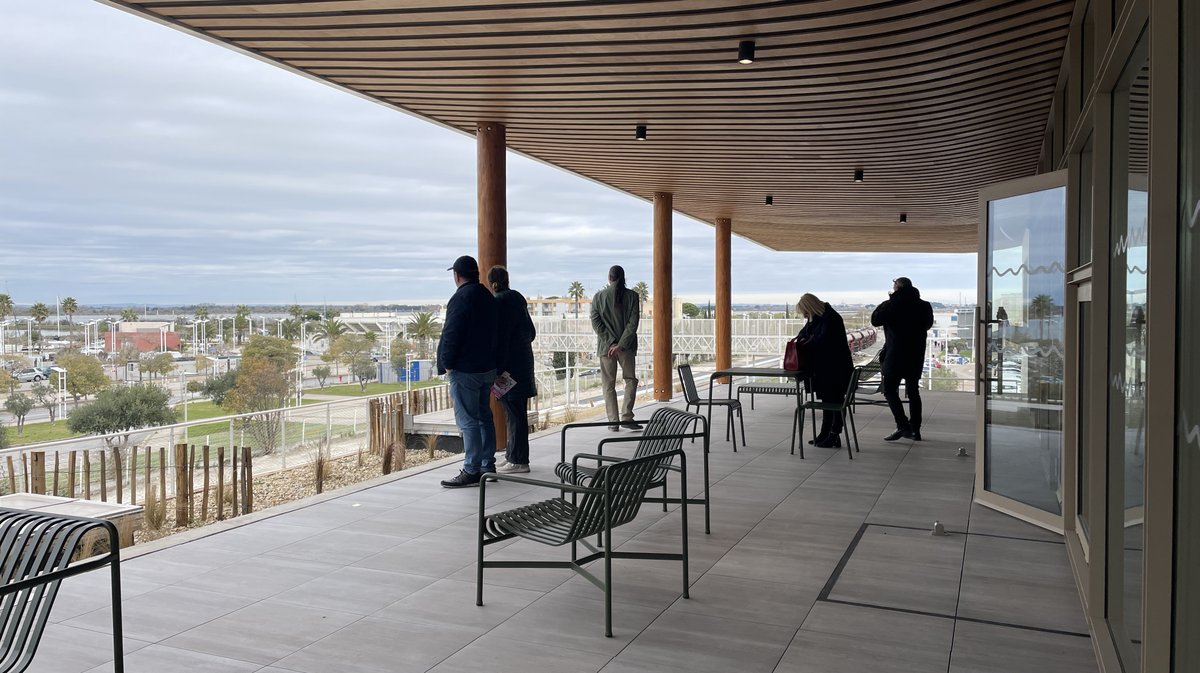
{"left": 709, "top": 367, "right": 805, "bottom": 379}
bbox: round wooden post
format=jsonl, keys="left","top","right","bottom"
{"left": 715, "top": 217, "right": 732, "bottom": 383}
{"left": 653, "top": 192, "right": 674, "bottom": 401}
{"left": 478, "top": 121, "right": 509, "bottom": 451}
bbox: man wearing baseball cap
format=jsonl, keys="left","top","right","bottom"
{"left": 437, "top": 255, "right": 499, "bottom": 487}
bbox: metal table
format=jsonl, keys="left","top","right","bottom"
{"left": 708, "top": 367, "right": 810, "bottom": 457}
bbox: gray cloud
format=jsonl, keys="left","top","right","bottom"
{"left": 0, "top": 2, "right": 977, "bottom": 307}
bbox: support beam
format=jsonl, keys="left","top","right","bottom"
{"left": 715, "top": 217, "right": 732, "bottom": 383}
{"left": 653, "top": 192, "right": 673, "bottom": 401}
{"left": 477, "top": 121, "right": 507, "bottom": 450}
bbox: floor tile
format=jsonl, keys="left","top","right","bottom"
{"left": 948, "top": 620, "right": 1097, "bottom": 673}
{"left": 162, "top": 598, "right": 361, "bottom": 664}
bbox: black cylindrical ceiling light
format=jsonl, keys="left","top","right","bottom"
{"left": 900, "top": 213, "right": 908, "bottom": 224}
{"left": 635, "top": 124, "right": 647, "bottom": 141}
{"left": 765, "top": 195, "right": 774, "bottom": 206}
{"left": 854, "top": 169, "right": 864, "bottom": 183}
{"left": 738, "top": 40, "right": 756, "bottom": 64}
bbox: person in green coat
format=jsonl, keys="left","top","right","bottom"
{"left": 590, "top": 265, "right": 642, "bottom": 430}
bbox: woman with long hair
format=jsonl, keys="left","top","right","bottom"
{"left": 489, "top": 265, "right": 537, "bottom": 472}
{"left": 796, "top": 293, "right": 853, "bottom": 448}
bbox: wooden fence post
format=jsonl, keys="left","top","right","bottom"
{"left": 52, "top": 452, "right": 60, "bottom": 497}
{"left": 82, "top": 451, "right": 91, "bottom": 500}
{"left": 99, "top": 452, "right": 108, "bottom": 502}
{"left": 216, "top": 446, "right": 225, "bottom": 521}
{"left": 201, "top": 446, "right": 210, "bottom": 521}
{"left": 158, "top": 447, "right": 167, "bottom": 524}
{"left": 241, "top": 447, "right": 253, "bottom": 515}
{"left": 174, "top": 444, "right": 189, "bottom": 525}
{"left": 66, "top": 452, "right": 76, "bottom": 496}
{"left": 5, "top": 456, "right": 15, "bottom": 494}
{"left": 130, "top": 447, "right": 138, "bottom": 506}
{"left": 30, "top": 452, "right": 45, "bottom": 495}
{"left": 113, "top": 448, "right": 123, "bottom": 504}
{"left": 230, "top": 446, "right": 239, "bottom": 517}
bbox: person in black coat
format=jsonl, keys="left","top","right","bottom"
{"left": 796, "top": 293, "right": 853, "bottom": 448}
{"left": 870, "top": 277, "right": 935, "bottom": 441}
{"left": 488, "top": 266, "right": 537, "bottom": 473}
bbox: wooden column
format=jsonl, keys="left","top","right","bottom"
{"left": 477, "top": 121, "right": 508, "bottom": 451}
{"left": 653, "top": 192, "right": 674, "bottom": 401}
{"left": 715, "top": 217, "right": 732, "bottom": 383}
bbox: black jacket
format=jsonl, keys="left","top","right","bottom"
{"left": 797, "top": 304, "right": 853, "bottom": 400}
{"left": 870, "top": 286, "right": 934, "bottom": 377}
{"left": 494, "top": 288, "right": 537, "bottom": 398}
{"left": 436, "top": 280, "right": 498, "bottom": 375}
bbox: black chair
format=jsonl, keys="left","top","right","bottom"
{"left": 677, "top": 364, "right": 747, "bottom": 451}
{"left": 1, "top": 509, "right": 125, "bottom": 673}
{"left": 799, "top": 367, "right": 863, "bottom": 460}
{"left": 555, "top": 406, "right": 711, "bottom": 534}
{"left": 477, "top": 449, "right": 688, "bottom": 637}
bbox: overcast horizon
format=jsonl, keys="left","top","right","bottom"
{"left": 0, "top": 2, "right": 977, "bottom": 308}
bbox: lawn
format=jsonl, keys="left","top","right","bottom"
{"left": 7, "top": 420, "right": 83, "bottom": 447}
{"left": 311, "top": 380, "right": 443, "bottom": 397}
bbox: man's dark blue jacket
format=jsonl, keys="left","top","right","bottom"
{"left": 436, "top": 280, "right": 498, "bottom": 375}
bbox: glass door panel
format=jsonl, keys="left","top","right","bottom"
{"left": 977, "top": 173, "right": 1067, "bottom": 528}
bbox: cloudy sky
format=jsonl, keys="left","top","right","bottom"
{"left": 0, "top": 2, "right": 977, "bottom": 307}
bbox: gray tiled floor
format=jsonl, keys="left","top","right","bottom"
{"left": 31, "top": 391, "right": 1099, "bottom": 673}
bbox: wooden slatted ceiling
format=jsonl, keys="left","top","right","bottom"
{"left": 105, "top": 0, "right": 1075, "bottom": 253}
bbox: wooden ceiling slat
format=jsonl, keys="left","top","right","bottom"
{"left": 107, "top": 0, "right": 1074, "bottom": 253}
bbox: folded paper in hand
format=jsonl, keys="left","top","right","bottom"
{"left": 491, "top": 372, "right": 517, "bottom": 399}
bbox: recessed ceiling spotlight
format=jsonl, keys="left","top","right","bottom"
{"left": 900, "top": 213, "right": 908, "bottom": 224}
{"left": 765, "top": 195, "right": 774, "bottom": 206}
{"left": 738, "top": 40, "right": 755, "bottom": 64}
{"left": 635, "top": 124, "right": 647, "bottom": 141}
{"left": 854, "top": 169, "right": 864, "bottom": 183}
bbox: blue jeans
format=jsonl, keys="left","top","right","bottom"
{"left": 448, "top": 370, "right": 497, "bottom": 475}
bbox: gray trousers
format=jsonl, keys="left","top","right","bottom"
{"left": 599, "top": 350, "right": 638, "bottom": 422}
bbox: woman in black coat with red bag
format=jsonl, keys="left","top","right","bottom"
{"left": 795, "top": 293, "right": 853, "bottom": 448}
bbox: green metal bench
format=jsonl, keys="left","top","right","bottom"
{"left": 477, "top": 449, "right": 689, "bottom": 637}
{"left": 1, "top": 508, "right": 125, "bottom": 673}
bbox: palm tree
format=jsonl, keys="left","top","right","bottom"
{"left": 0, "top": 294, "right": 12, "bottom": 322}
{"left": 406, "top": 312, "right": 441, "bottom": 360}
{"left": 313, "top": 318, "right": 348, "bottom": 345}
{"left": 30, "top": 302, "right": 50, "bottom": 326}
{"left": 280, "top": 318, "right": 302, "bottom": 341}
{"left": 234, "top": 305, "right": 251, "bottom": 345}
{"left": 1029, "top": 294, "right": 1055, "bottom": 341}
{"left": 288, "top": 304, "right": 304, "bottom": 320}
{"left": 194, "top": 306, "right": 210, "bottom": 321}
{"left": 567, "top": 281, "right": 586, "bottom": 318}
{"left": 61, "top": 297, "right": 78, "bottom": 327}
{"left": 632, "top": 281, "right": 649, "bottom": 315}
{"left": 121, "top": 307, "right": 138, "bottom": 322}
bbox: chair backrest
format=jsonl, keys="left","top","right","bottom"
{"left": 856, "top": 353, "right": 884, "bottom": 396}
{"left": 568, "top": 450, "right": 679, "bottom": 541}
{"left": 631, "top": 406, "right": 703, "bottom": 484}
{"left": 842, "top": 367, "right": 863, "bottom": 409}
{"left": 676, "top": 364, "right": 700, "bottom": 404}
{"left": 0, "top": 510, "right": 96, "bottom": 673}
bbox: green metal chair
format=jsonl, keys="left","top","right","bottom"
{"left": 677, "top": 363, "right": 746, "bottom": 451}
{"left": 555, "top": 406, "right": 710, "bottom": 533}
{"left": 1, "top": 509, "right": 125, "bottom": 673}
{"left": 477, "top": 449, "right": 689, "bottom": 637}
{"left": 852, "top": 352, "right": 888, "bottom": 410}
{"left": 798, "top": 367, "right": 862, "bottom": 460}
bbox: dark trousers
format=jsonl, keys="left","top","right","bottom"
{"left": 500, "top": 393, "right": 530, "bottom": 465}
{"left": 818, "top": 390, "right": 845, "bottom": 439}
{"left": 883, "top": 370, "right": 922, "bottom": 431}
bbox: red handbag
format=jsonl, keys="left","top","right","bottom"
{"left": 784, "top": 336, "right": 807, "bottom": 371}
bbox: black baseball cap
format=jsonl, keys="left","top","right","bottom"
{"left": 447, "top": 255, "right": 479, "bottom": 275}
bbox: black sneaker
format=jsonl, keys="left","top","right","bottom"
{"left": 884, "top": 429, "right": 908, "bottom": 442}
{"left": 441, "top": 470, "right": 482, "bottom": 488}
{"left": 621, "top": 421, "right": 644, "bottom": 431}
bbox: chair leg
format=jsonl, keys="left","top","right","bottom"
{"left": 725, "top": 406, "right": 732, "bottom": 442}
{"left": 662, "top": 481, "right": 668, "bottom": 512}
{"left": 680, "top": 466, "right": 690, "bottom": 600}
{"left": 604, "top": 525, "right": 614, "bottom": 637}
{"left": 843, "top": 411, "right": 854, "bottom": 460}
{"left": 849, "top": 407, "right": 860, "bottom": 452}
{"left": 790, "top": 408, "right": 797, "bottom": 456}
{"left": 738, "top": 406, "right": 747, "bottom": 446}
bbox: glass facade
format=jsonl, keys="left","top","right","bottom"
{"left": 1106, "top": 31, "right": 1148, "bottom": 671}
{"left": 1175, "top": 0, "right": 1199, "bottom": 670}
{"left": 984, "top": 187, "right": 1067, "bottom": 514}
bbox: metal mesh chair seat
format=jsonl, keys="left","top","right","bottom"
{"left": 0, "top": 508, "right": 125, "bottom": 673}
{"left": 483, "top": 497, "right": 582, "bottom": 546}
{"left": 477, "top": 450, "right": 691, "bottom": 637}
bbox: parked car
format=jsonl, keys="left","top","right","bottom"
{"left": 14, "top": 368, "right": 45, "bottom": 383}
